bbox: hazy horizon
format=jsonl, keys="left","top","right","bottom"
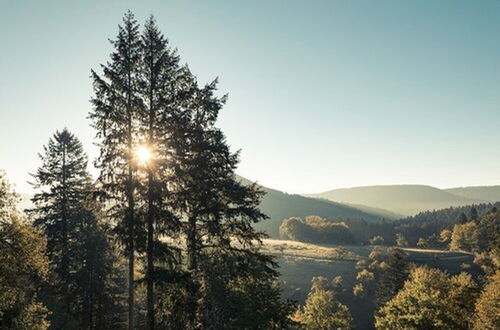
{"left": 2, "top": 0, "right": 500, "bottom": 194}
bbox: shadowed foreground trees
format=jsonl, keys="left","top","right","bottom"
{"left": 0, "top": 172, "right": 50, "bottom": 329}
{"left": 29, "top": 130, "right": 126, "bottom": 329}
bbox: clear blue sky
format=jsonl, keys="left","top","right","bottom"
{"left": 1, "top": 0, "right": 499, "bottom": 194}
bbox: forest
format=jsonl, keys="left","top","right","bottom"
{"left": 1, "top": 10, "right": 499, "bottom": 330}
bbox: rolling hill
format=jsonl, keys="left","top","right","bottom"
{"left": 237, "top": 176, "right": 383, "bottom": 237}
{"left": 445, "top": 185, "right": 500, "bottom": 203}
{"left": 307, "top": 184, "right": 482, "bottom": 216}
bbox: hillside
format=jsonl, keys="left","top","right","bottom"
{"left": 237, "top": 176, "right": 382, "bottom": 237}
{"left": 445, "top": 185, "right": 500, "bottom": 203}
{"left": 308, "top": 184, "right": 481, "bottom": 216}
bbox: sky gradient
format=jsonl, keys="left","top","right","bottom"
{"left": 1, "top": 0, "right": 499, "bottom": 194}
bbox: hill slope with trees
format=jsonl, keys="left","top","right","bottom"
{"left": 237, "top": 176, "right": 382, "bottom": 237}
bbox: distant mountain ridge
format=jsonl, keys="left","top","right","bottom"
{"left": 307, "top": 184, "right": 484, "bottom": 217}
{"left": 445, "top": 186, "right": 500, "bottom": 203}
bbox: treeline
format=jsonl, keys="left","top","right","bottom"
{"left": 1, "top": 12, "right": 296, "bottom": 330}
{"left": 395, "top": 202, "right": 500, "bottom": 247}
{"left": 279, "top": 216, "right": 395, "bottom": 246}
{"left": 280, "top": 202, "right": 500, "bottom": 251}
{"left": 279, "top": 216, "right": 355, "bottom": 244}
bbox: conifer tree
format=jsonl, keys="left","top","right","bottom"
{"left": 469, "top": 207, "right": 479, "bottom": 222}
{"left": 72, "top": 201, "right": 128, "bottom": 330}
{"left": 30, "top": 129, "right": 91, "bottom": 285}
{"left": 90, "top": 11, "right": 142, "bottom": 330}
{"left": 137, "top": 16, "right": 182, "bottom": 329}
{"left": 168, "top": 70, "right": 281, "bottom": 328}
{"left": 457, "top": 212, "right": 468, "bottom": 224}
{"left": 30, "top": 129, "right": 122, "bottom": 328}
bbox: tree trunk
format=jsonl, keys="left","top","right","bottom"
{"left": 126, "top": 38, "right": 136, "bottom": 329}
{"left": 146, "top": 173, "right": 154, "bottom": 330}
{"left": 127, "top": 168, "right": 135, "bottom": 330}
{"left": 146, "top": 63, "right": 155, "bottom": 330}
{"left": 61, "top": 144, "right": 68, "bottom": 280}
{"left": 127, "top": 82, "right": 135, "bottom": 330}
{"left": 186, "top": 215, "right": 199, "bottom": 329}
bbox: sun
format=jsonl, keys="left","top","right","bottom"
{"left": 136, "top": 146, "right": 151, "bottom": 164}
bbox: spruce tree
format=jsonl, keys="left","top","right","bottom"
{"left": 90, "top": 11, "right": 142, "bottom": 330}
{"left": 72, "top": 201, "right": 127, "bottom": 330}
{"left": 169, "top": 71, "right": 279, "bottom": 328}
{"left": 30, "top": 129, "right": 122, "bottom": 328}
{"left": 138, "top": 16, "right": 182, "bottom": 329}
{"left": 30, "top": 128, "right": 91, "bottom": 285}
{"left": 469, "top": 207, "right": 478, "bottom": 222}
{"left": 457, "top": 212, "right": 468, "bottom": 224}
{"left": 29, "top": 129, "right": 89, "bottom": 327}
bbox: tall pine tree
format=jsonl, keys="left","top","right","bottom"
{"left": 169, "top": 70, "right": 283, "bottom": 328}
{"left": 90, "top": 11, "right": 142, "bottom": 330}
{"left": 138, "top": 16, "right": 182, "bottom": 329}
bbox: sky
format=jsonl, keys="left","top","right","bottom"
{"left": 1, "top": 0, "right": 499, "bottom": 194}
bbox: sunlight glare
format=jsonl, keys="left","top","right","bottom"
{"left": 136, "top": 146, "right": 151, "bottom": 164}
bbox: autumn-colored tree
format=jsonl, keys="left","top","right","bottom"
{"left": 473, "top": 271, "right": 500, "bottom": 330}
{"left": 375, "top": 266, "right": 478, "bottom": 330}
{"left": 450, "top": 222, "right": 480, "bottom": 252}
{"left": 295, "top": 289, "right": 352, "bottom": 330}
{"left": 0, "top": 171, "right": 50, "bottom": 329}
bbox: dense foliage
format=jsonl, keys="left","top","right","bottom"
{"left": 94, "top": 11, "right": 292, "bottom": 330}
{"left": 294, "top": 289, "right": 352, "bottom": 330}
{"left": 395, "top": 203, "right": 500, "bottom": 247}
{"left": 473, "top": 271, "right": 500, "bottom": 330}
{"left": 279, "top": 216, "right": 395, "bottom": 246}
{"left": 375, "top": 266, "right": 479, "bottom": 330}
{"left": 0, "top": 172, "right": 50, "bottom": 329}
{"left": 280, "top": 216, "right": 354, "bottom": 244}
{"left": 280, "top": 202, "right": 499, "bottom": 253}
